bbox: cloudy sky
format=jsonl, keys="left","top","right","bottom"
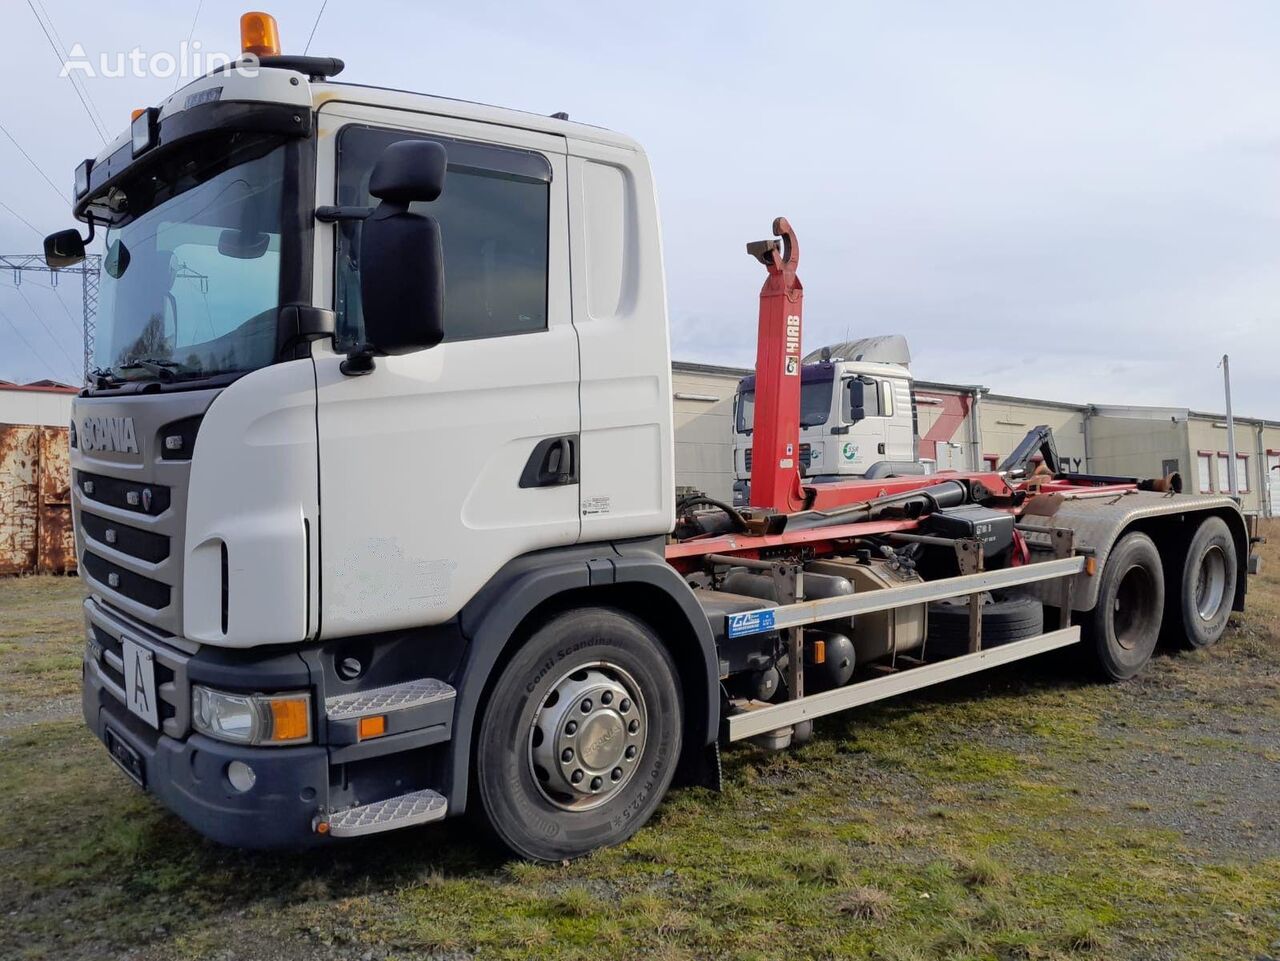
{"left": 2, "top": 1, "right": 1277, "bottom": 415}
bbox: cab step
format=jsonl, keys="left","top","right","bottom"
{"left": 325, "top": 677, "right": 455, "bottom": 721}
{"left": 326, "top": 788, "right": 448, "bottom": 837}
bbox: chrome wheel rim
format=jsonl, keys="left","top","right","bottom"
{"left": 1194, "top": 545, "right": 1227, "bottom": 621}
{"left": 528, "top": 662, "right": 648, "bottom": 811}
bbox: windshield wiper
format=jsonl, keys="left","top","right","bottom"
{"left": 117, "top": 358, "right": 188, "bottom": 381}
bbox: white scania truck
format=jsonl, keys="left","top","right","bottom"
{"left": 47, "top": 13, "right": 1258, "bottom": 862}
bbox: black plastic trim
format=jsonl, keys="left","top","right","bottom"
{"left": 74, "top": 101, "right": 312, "bottom": 222}
{"left": 79, "top": 511, "right": 170, "bottom": 563}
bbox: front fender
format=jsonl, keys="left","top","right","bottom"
{"left": 443, "top": 538, "right": 719, "bottom": 812}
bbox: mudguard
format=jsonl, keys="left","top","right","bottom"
{"left": 443, "top": 537, "right": 720, "bottom": 811}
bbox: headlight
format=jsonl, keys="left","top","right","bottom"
{"left": 192, "top": 685, "right": 312, "bottom": 746}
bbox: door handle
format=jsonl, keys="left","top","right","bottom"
{"left": 519, "top": 435, "right": 579, "bottom": 488}
{"left": 877, "top": 442, "right": 886, "bottom": 455}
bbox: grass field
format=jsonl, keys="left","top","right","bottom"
{"left": 1, "top": 526, "right": 1277, "bottom": 961}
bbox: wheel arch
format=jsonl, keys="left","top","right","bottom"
{"left": 1034, "top": 494, "right": 1249, "bottom": 614}
{"left": 444, "top": 539, "right": 719, "bottom": 814}
{"left": 1112, "top": 506, "right": 1248, "bottom": 614}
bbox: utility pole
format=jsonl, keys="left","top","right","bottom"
{"left": 1221, "top": 354, "right": 1238, "bottom": 498}
{"left": 1, "top": 253, "right": 101, "bottom": 383}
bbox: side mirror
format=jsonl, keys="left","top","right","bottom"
{"left": 44, "top": 228, "right": 87, "bottom": 268}
{"left": 346, "top": 140, "right": 447, "bottom": 375}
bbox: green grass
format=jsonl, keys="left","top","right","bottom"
{"left": 1, "top": 530, "right": 1279, "bottom": 960}
{"left": 0, "top": 574, "right": 83, "bottom": 714}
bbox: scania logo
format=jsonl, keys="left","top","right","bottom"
{"left": 80, "top": 416, "right": 139, "bottom": 454}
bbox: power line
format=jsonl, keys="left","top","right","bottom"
{"left": 0, "top": 121, "right": 68, "bottom": 202}
{"left": 304, "top": 0, "right": 331, "bottom": 55}
{"left": 4, "top": 280, "right": 80, "bottom": 380}
{"left": 31, "top": 0, "right": 110, "bottom": 136}
{"left": 0, "top": 198, "right": 43, "bottom": 237}
{"left": 175, "top": 0, "right": 205, "bottom": 92}
{"left": 0, "top": 302, "right": 63, "bottom": 381}
{"left": 26, "top": 0, "right": 109, "bottom": 144}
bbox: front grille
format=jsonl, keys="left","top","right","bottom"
{"left": 82, "top": 552, "right": 171, "bottom": 609}
{"left": 744, "top": 445, "right": 812, "bottom": 471}
{"left": 80, "top": 511, "right": 170, "bottom": 562}
{"left": 89, "top": 618, "right": 187, "bottom": 735}
{"left": 76, "top": 470, "right": 171, "bottom": 516}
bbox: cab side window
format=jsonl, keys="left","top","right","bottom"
{"left": 334, "top": 125, "right": 551, "bottom": 349}
{"left": 844, "top": 378, "right": 885, "bottom": 421}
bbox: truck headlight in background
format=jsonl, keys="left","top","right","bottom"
{"left": 192, "top": 686, "right": 312, "bottom": 746}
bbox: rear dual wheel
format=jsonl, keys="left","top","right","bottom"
{"left": 1087, "top": 532, "right": 1164, "bottom": 681}
{"left": 1166, "top": 516, "right": 1237, "bottom": 650}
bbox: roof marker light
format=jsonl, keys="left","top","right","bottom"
{"left": 240, "top": 12, "right": 282, "bottom": 58}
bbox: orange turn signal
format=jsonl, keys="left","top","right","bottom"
{"left": 1085, "top": 556, "right": 1097, "bottom": 576}
{"left": 358, "top": 715, "right": 387, "bottom": 740}
{"left": 811, "top": 639, "right": 826, "bottom": 664}
{"left": 268, "top": 696, "right": 310, "bottom": 742}
{"left": 130, "top": 108, "right": 146, "bottom": 121}
{"left": 240, "top": 11, "right": 282, "bottom": 57}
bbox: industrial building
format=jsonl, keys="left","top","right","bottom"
{"left": 672, "top": 361, "right": 1280, "bottom": 517}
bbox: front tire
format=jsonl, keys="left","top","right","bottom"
{"left": 1167, "top": 516, "right": 1237, "bottom": 649}
{"left": 1087, "top": 532, "right": 1165, "bottom": 681}
{"left": 475, "top": 607, "right": 683, "bottom": 861}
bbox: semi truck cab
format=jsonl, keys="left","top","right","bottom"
{"left": 55, "top": 25, "right": 685, "bottom": 854}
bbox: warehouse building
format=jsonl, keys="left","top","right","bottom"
{"left": 671, "top": 362, "right": 1279, "bottom": 516}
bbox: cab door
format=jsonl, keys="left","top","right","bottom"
{"left": 311, "top": 104, "right": 577, "bottom": 637}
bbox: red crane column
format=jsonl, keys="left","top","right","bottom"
{"left": 747, "top": 217, "right": 807, "bottom": 514}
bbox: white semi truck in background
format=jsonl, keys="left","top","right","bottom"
{"left": 45, "top": 12, "right": 1258, "bottom": 863}
{"left": 731, "top": 335, "right": 923, "bottom": 506}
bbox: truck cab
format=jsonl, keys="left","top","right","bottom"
{"left": 57, "top": 28, "right": 687, "bottom": 858}
{"left": 732, "top": 336, "right": 921, "bottom": 505}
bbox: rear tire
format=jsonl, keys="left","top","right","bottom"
{"left": 1087, "top": 532, "right": 1164, "bottom": 680}
{"left": 475, "top": 607, "right": 683, "bottom": 861}
{"left": 1167, "top": 516, "right": 1236, "bottom": 649}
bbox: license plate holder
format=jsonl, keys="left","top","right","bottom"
{"left": 104, "top": 726, "right": 145, "bottom": 788}
{"left": 122, "top": 636, "right": 159, "bottom": 728}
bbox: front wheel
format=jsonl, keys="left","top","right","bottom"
{"left": 474, "top": 607, "right": 683, "bottom": 861}
{"left": 1087, "top": 531, "right": 1165, "bottom": 681}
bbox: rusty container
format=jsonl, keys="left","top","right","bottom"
{"left": 0, "top": 423, "right": 75, "bottom": 575}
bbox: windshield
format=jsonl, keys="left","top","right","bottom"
{"left": 93, "top": 137, "right": 288, "bottom": 383}
{"left": 735, "top": 377, "right": 835, "bottom": 433}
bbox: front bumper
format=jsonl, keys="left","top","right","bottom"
{"left": 81, "top": 597, "right": 461, "bottom": 849}
{"left": 84, "top": 655, "right": 330, "bottom": 847}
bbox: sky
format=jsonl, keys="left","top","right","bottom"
{"left": 1, "top": 1, "right": 1278, "bottom": 416}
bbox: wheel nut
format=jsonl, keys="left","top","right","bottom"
{"left": 561, "top": 748, "right": 574, "bottom": 763}
{"left": 601, "top": 691, "right": 613, "bottom": 705}
{"left": 571, "top": 769, "right": 584, "bottom": 784}
{"left": 625, "top": 745, "right": 637, "bottom": 760}
{"left": 580, "top": 698, "right": 593, "bottom": 713}
{"left": 628, "top": 719, "right": 639, "bottom": 734}
{"left": 590, "top": 776, "right": 602, "bottom": 790}
{"left": 565, "top": 720, "right": 577, "bottom": 735}
{"left": 619, "top": 698, "right": 631, "bottom": 713}
{"left": 611, "top": 767, "right": 623, "bottom": 781}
